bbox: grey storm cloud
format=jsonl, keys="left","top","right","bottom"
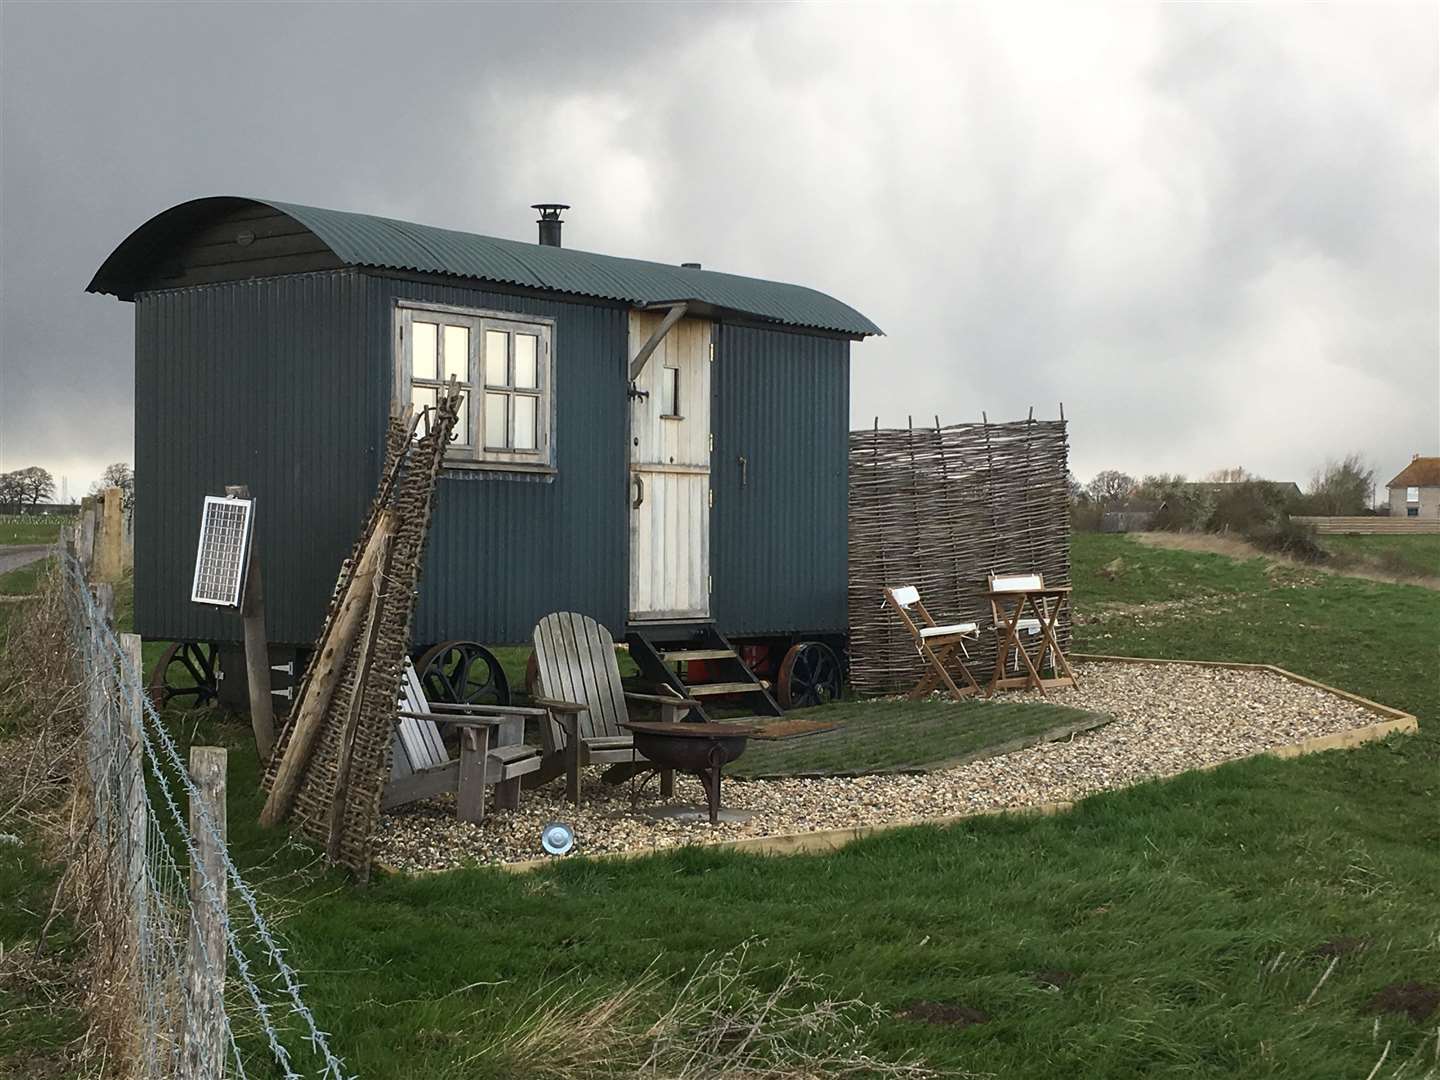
{"left": 1, "top": 1, "right": 1435, "bottom": 495}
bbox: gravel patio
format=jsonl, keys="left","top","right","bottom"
{"left": 373, "top": 660, "right": 1399, "bottom": 873}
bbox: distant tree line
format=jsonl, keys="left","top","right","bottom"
{"left": 0, "top": 462, "right": 135, "bottom": 514}
{"left": 0, "top": 466, "right": 56, "bottom": 513}
{"left": 1068, "top": 454, "right": 1378, "bottom": 562}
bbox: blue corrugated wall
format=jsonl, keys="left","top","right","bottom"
{"left": 135, "top": 269, "right": 630, "bottom": 646}
{"left": 133, "top": 269, "right": 848, "bottom": 649}
{"left": 709, "top": 324, "right": 851, "bottom": 636}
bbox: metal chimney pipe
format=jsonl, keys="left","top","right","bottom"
{"left": 532, "top": 203, "right": 569, "bottom": 247}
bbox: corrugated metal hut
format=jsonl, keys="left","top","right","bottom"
{"left": 89, "top": 196, "right": 878, "bottom": 714}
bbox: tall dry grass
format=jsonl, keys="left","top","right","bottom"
{"left": 463, "top": 941, "right": 969, "bottom": 1080}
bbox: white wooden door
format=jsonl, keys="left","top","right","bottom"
{"left": 628, "top": 311, "right": 711, "bottom": 621}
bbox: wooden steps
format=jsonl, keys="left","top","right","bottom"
{"left": 689, "top": 681, "right": 762, "bottom": 697}
{"left": 660, "top": 648, "right": 733, "bottom": 662}
{"left": 625, "top": 624, "right": 783, "bottom": 720}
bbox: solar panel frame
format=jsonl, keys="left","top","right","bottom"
{"left": 190, "top": 495, "right": 255, "bottom": 608}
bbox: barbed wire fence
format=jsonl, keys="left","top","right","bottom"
{"left": 56, "top": 546, "right": 350, "bottom": 1079}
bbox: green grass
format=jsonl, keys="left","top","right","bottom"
{"left": 0, "top": 556, "right": 47, "bottom": 596}
{"left": 730, "top": 698, "right": 1104, "bottom": 778}
{"left": 4, "top": 535, "right": 1439, "bottom": 1078}
{"left": 1321, "top": 533, "right": 1440, "bottom": 579}
{"left": 0, "top": 516, "right": 67, "bottom": 545}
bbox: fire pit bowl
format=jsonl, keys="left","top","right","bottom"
{"left": 620, "top": 722, "right": 754, "bottom": 824}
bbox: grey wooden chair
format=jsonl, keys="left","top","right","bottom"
{"left": 382, "top": 660, "right": 546, "bottom": 823}
{"left": 529, "top": 611, "right": 697, "bottom": 805}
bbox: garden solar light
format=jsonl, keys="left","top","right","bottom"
{"left": 541, "top": 822, "right": 574, "bottom": 856}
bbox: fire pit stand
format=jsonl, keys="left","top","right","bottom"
{"left": 620, "top": 722, "right": 754, "bottom": 824}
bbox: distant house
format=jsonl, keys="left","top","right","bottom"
{"left": 1386, "top": 456, "right": 1440, "bottom": 518}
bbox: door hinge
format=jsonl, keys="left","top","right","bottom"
{"left": 709, "top": 342, "right": 715, "bottom": 363}
{"left": 708, "top": 432, "right": 714, "bottom": 452}
{"left": 707, "top": 574, "right": 713, "bottom": 594}
{"left": 708, "top": 489, "right": 714, "bottom": 509}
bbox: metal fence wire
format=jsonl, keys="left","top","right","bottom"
{"left": 60, "top": 550, "right": 349, "bottom": 1079}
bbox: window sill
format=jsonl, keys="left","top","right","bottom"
{"left": 442, "top": 459, "right": 557, "bottom": 477}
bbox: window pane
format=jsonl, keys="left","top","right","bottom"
{"left": 513, "top": 395, "right": 537, "bottom": 450}
{"left": 443, "top": 324, "right": 469, "bottom": 384}
{"left": 485, "top": 392, "right": 508, "bottom": 448}
{"left": 514, "top": 334, "right": 538, "bottom": 388}
{"left": 662, "top": 366, "right": 680, "bottom": 415}
{"left": 412, "top": 321, "right": 438, "bottom": 380}
{"left": 485, "top": 331, "right": 509, "bottom": 386}
{"left": 411, "top": 386, "right": 437, "bottom": 437}
{"left": 450, "top": 392, "right": 469, "bottom": 446}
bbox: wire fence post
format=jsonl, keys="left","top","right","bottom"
{"left": 182, "top": 746, "right": 227, "bottom": 1080}
{"left": 121, "top": 632, "right": 148, "bottom": 979}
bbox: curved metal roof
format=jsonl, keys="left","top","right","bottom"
{"left": 87, "top": 196, "right": 881, "bottom": 337}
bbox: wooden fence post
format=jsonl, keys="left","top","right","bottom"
{"left": 224, "top": 486, "right": 275, "bottom": 762}
{"left": 181, "top": 746, "right": 227, "bottom": 1080}
{"left": 78, "top": 497, "right": 97, "bottom": 577}
{"left": 95, "top": 486, "right": 125, "bottom": 582}
{"left": 120, "top": 633, "right": 148, "bottom": 963}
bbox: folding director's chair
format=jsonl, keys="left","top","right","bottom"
{"left": 883, "top": 585, "right": 981, "bottom": 700}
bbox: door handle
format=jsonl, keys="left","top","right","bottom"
{"left": 632, "top": 474, "right": 645, "bottom": 509}
{"left": 737, "top": 454, "right": 748, "bottom": 488}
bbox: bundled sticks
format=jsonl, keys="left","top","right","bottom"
{"left": 847, "top": 414, "right": 1071, "bottom": 697}
{"left": 261, "top": 387, "right": 462, "bottom": 877}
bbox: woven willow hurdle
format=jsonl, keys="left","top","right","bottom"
{"left": 847, "top": 416, "right": 1071, "bottom": 697}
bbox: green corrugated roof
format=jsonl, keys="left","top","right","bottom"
{"left": 88, "top": 196, "right": 881, "bottom": 337}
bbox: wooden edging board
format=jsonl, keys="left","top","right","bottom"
{"left": 375, "top": 657, "right": 1419, "bottom": 878}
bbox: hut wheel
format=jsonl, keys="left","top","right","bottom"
{"left": 147, "top": 640, "right": 222, "bottom": 710}
{"left": 415, "top": 640, "right": 511, "bottom": 707}
{"left": 776, "top": 641, "right": 843, "bottom": 709}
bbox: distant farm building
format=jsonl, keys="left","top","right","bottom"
{"left": 1386, "top": 455, "right": 1440, "bottom": 519}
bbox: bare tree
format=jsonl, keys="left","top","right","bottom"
{"left": 89, "top": 462, "right": 135, "bottom": 512}
{"left": 12, "top": 466, "right": 55, "bottom": 511}
{"left": 1204, "top": 465, "right": 1251, "bottom": 483}
{"left": 0, "top": 472, "right": 23, "bottom": 513}
{"left": 1084, "top": 470, "right": 1136, "bottom": 506}
{"left": 1305, "top": 453, "right": 1374, "bottom": 515}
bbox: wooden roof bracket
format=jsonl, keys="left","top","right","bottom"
{"left": 628, "top": 302, "right": 689, "bottom": 382}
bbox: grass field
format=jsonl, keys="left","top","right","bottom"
{"left": 730, "top": 698, "right": 1104, "bottom": 778}
{"left": 0, "top": 516, "right": 67, "bottom": 545}
{"left": 3, "top": 534, "right": 1438, "bottom": 1078}
{"left": 1321, "top": 533, "right": 1440, "bottom": 579}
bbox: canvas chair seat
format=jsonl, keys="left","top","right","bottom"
{"left": 920, "top": 622, "right": 979, "bottom": 639}
{"left": 882, "top": 585, "right": 981, "bottom": 701}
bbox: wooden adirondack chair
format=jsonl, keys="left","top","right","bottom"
{"left": 382, "top": 660, "right": 547, "bottom": 823}
{"left": 529, "top": 611, "right": 698, "bottom": 805}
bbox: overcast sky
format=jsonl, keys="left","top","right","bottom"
{"left": 1, "top": 2, "right": 1435, "bottom": 498}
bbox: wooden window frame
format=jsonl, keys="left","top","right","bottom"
{"left": 394, "top": 301, "right": 556, "bottom": 473}
{"left": 660, "top": 365, "right": 683, "bottom": 420}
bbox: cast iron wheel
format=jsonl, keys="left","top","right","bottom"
{"left": 415, "top": 640, "right": 511, "bottom": 707}
{"left": 775, "top": 641, "right": 842, "bottom": 709}
{"left": 147, "top": 640, "right": 221, "bottom": 710}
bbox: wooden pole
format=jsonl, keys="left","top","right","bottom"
{"left": 259, "top": 510, "right": 396, "bottom": 828}
{"left": 120, "top": 632, "right": 148, "bottom": 968}
{"left": 225, "top": 486, "right": 275, "bottom": 763}
{"left": 181, "top": 746, "right": 227, "bottom": 1080}
{"left": 325, "top": 529, "right": 392, "bottom": 861}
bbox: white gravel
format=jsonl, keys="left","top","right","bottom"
{"left": 372, "top": 661, "right": 1390, "bottom": 873}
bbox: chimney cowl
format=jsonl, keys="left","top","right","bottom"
{"left": 532, "top": 203, "right": 569, "bottom": 247}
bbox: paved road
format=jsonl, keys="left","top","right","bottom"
{"left": 0, "top": 544, "right": 50, "bottom": 576}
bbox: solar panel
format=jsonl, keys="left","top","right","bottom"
{"left": 190, "top": 495, "right": 254, "bottom": 608}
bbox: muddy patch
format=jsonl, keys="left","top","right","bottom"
{"left": 1362, "top": 981, "right": 1440, "bottom": 1024}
